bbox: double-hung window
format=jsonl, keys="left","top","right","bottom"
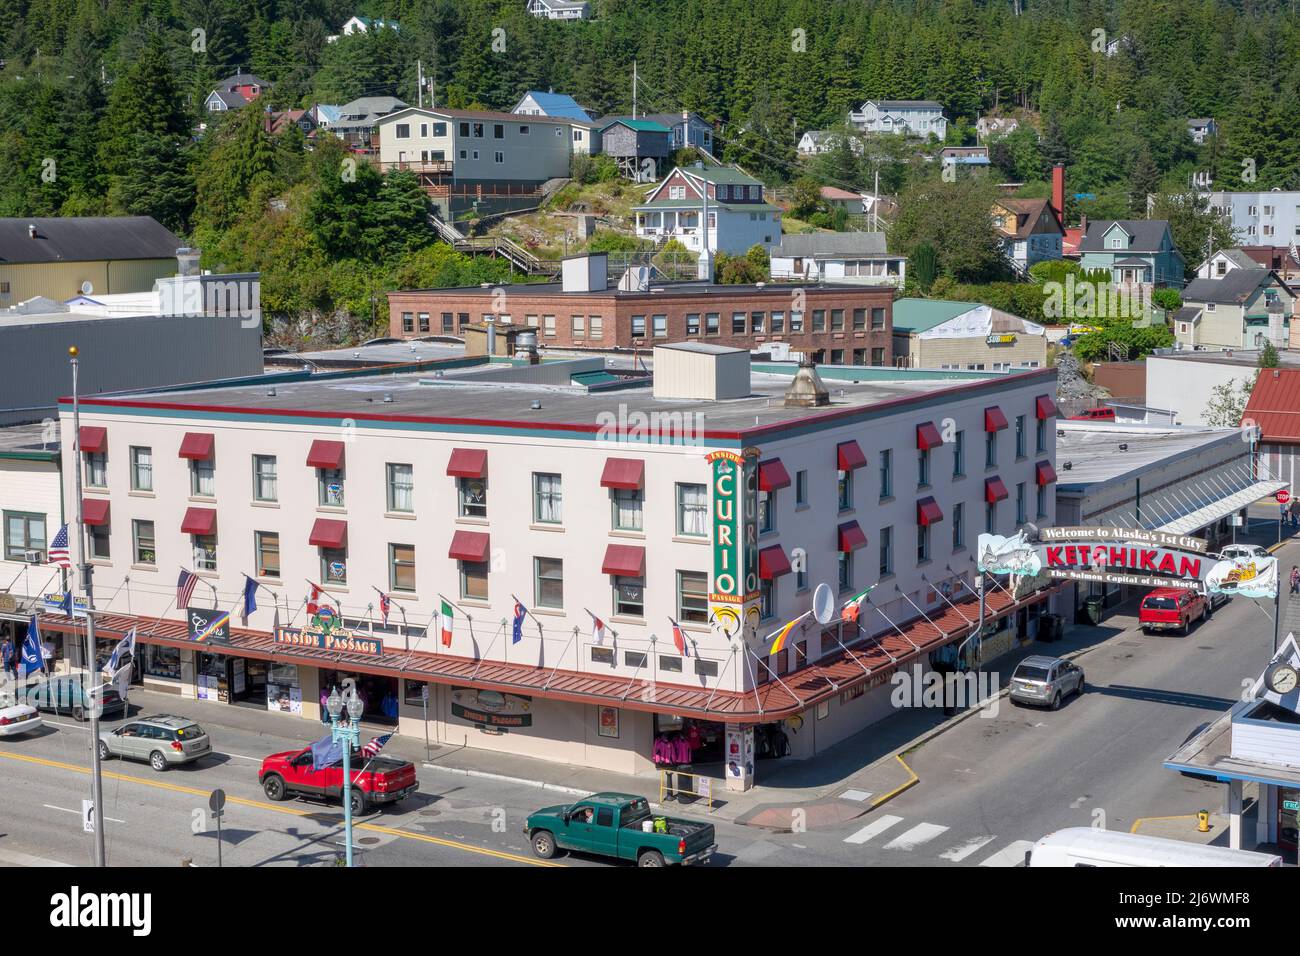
{"left": 387, "top": 463, "right": 414, "bottom": 513}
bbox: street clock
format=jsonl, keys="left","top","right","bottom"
{"left": 1265, "top": 662, "right": 1299, "bottom": 695}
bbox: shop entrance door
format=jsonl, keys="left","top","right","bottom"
{"left": 1280, "top": 788, "right": 1298, "bottom": 859}
{"left": 233, "top": 658, "right": 270, "bottom": 706}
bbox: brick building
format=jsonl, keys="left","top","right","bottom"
{"left": 387, "top": 253, "right": 895, "bottom": 364}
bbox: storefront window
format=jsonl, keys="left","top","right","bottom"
{"left": 143, "top": 644, "right": 181, "bottom": 681}
{"left": 266, "top": 663, "right": 302, "bottom": 714}
{"left": 404, "top": 679, "right": 429, "bottom": 707}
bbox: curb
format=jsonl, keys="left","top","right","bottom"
{"left": 422, "top": 762, "right": 591, "bottom": 796}
{"left": 865, "top": 754, "right": 920, "bottom": 810}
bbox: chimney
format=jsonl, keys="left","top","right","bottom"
{"left": 27, "top": 224, "right": 36, "bottom": 238}
{"left": 783, "top": 351, "right": 830, "bottom": 408}
{"left": 1050, "top": 164, "right": 1065, "bottom": 224}
{"left": 1079, "top": 213, "right": 1088, "bottom": 241}
{"left": 485, "top": 316, "right": 496, "bottom": 355}
{"left": 176, "top": 247, "right": 200, "bottom": 277}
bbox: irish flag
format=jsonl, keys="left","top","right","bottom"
{"left": 440, "top": 599, "right": 454, "bottom": 647}
{"left": 841, "top": 585, "right": 875, "bottom": 624}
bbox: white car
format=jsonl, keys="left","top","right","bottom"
{"left": 1219, "top": 544, "right": 1270, "bottom": 562}
{"left": 0, "top": 694, "right": 42, "bottom": 737}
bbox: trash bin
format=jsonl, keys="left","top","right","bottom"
{"left": 1083, "top": 597, "right": 1104, "bottom": 626}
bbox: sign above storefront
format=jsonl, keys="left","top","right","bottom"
{"left": 986, "top": 333, "right": 1017, "bottom": 345}
{"left": 274, "top": 625, "right": 383, "bottom": 657}
{"left": 978, "top": 528, "right": 1276, "bottom": 599}
{"left": 450, "top": 687, "right": 532, "bottom": 728}
{"left": 187, "top": 607, "right": 231, "bottom": 644}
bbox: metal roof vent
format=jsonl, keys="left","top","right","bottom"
{"left": 783, "top": 351, "right": 830, "bottom": 408}
{"left": 1063, "top": 461, "right": 1072, "bottom": 470}
{"left": 531, "top": 399, "right": 542, "bottom": 410}
{"left": 266, "top": 387, "right": 276, "bottom": 397}
{"left": 383, "top": 393, "right": 394, "bottom": 403}
{"left": 1118, "top": 443, "right": 1128, "bottom": 451}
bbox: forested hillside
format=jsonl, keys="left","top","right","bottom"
{"left": 1, "top": 0, "right": 1297, "bottom": 334}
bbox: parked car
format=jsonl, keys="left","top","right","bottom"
{"left": 1068, "top": 406, "right": 1116, "bottom": 421}
{"left": 524, "top": 792, "right": 717, "bottom": 867}
{"left": 259, "top": 745, "right": 418, "bottom": 816}
{"left": 0, "top": 693, "right": 41, "bottom": 737}
{"left": 1008, "top": 655, "right": 1085, "bottom": 710}
{"left": 1139, "top": 587, "right": 1207, "bottom": 635}
{"left": 1219, "top": 543, "right": 1270, "bottom": 562}
{"left": 1027, "top": 827, "right": 1281, "bottom": 867}
{"left": 19, "top": 674, "right": 125, "bottom": 721}
{"left": 97, "top": 715, "right": 211, "bottom": 771}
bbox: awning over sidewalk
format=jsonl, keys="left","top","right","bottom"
{"left": 1157, "top": 480, "right": 1288, "bottom": 536}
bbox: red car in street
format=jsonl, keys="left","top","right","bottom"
{"left": 1139, "top": 587, "right": 1208, "bottom": 636}
{"left": 259, "top": 745, "right": 418, "bottom": 816}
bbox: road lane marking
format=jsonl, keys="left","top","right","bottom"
{"left": 978, "top": 840, "right": 1034, "bottom": 867}
{"left": 1, "top": 749, "right": 558, "bottom": 867}
{"left": 939, "top": 835, "right": 996, "bottom": 862}
{"left": 883, "top": 822, "right": 949, "bottom": 851}
{"left": 43, "top": 803, "right": 125, "bottom": 824}
{"left": 844, "top": 814, "right": 903, "bottom": 844}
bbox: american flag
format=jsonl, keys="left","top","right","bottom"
{"left": 47, "top": 524, "right": 71, "bottom": 569}
{"left": 360, "top": 733, "right": 392, "bottom": 758}
{"left": 177, "top": 569, "right": 199, "bottom": 608}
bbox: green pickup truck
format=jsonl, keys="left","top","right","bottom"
{"left": 524, "top": 792, "right": 717, "bottom": 867}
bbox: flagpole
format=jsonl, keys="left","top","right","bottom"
{"left": 69, "top": 346, "right": 106, "bottom": 867}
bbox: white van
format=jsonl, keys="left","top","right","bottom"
{"left": 1027, "top": 828, "right": 1283, "bottom": 867}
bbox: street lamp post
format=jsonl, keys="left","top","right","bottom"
{"left": 326, "top": 685, "right": 362, "bottom": 867}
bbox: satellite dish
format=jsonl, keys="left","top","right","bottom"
{"left": 80, "top": 281, "right": 93, "bottom": 294}
{"left": 812, "top": 582, "right": 835, "bottom": 625}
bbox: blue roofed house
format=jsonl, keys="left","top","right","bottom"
{"left": 1078, "top": 219, "right": 1187, "bottom": 289}
{"left": 512, "top": 90, "right": 601, "bottom": 154}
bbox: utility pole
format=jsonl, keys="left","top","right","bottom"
{"left": 417, "top": 60, "right": 423, "bottom": 108}
{"left": 69, "top": 347, "right": 106, "bottom": 866}
{"left": 632, "top": 60, "right": 637, "bottom": 119}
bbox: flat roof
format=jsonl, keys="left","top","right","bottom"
{"left": 1149, "top": 348, "right": 1300, "bottom": 369}
{"left": 1055, "top": 421, "right": 1242, "bottom": 489}
{"left": 0, "top": 421, "right": 61, "bottom": 458}
{"left": 75, "top": 361, "right": 1055, "bottom": 440}
{"left": 388, "top": 280, "right": 880, "bottom": 299}
{"left": 1164, "top": 703, "right": 1300, "bottom": 789}
{"left": 268, "top": 341, "right": 467, "bottom": 365}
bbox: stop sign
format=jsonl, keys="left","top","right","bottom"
{"left": 1278, "top": 489, "right": 1291, "bottom": 504}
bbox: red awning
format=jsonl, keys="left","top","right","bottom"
{"left": 78, "top": 426, "right": 107, "bottom": 453}
{"left": 181, "top": 507, "right": 217, "bottom": 535}
{"left": 836, "top": 440, "right": 867, "bottom": 471}
{"left": 306, "top": 440, "right": 345, "bottom": 470}
{"left": 984, "top": 406, "right": 1008, "bottom": 432}
{"left": 1035, "top": 395, "right": 1059, "bottom": 420}
{"left": 601, "top": 543, "right": 646, "bottom": 577}
{"left": 758, "top": 545, "right": 792, "bottom": 579}
{"left": 82, "top": 498, "right": 110, "bottom": 526}
{"left": 758, "top": 458, "right": 792, "bottom": 492}
{"left": 916, "top": 422, "right": 944, "bottom": 450}
{"left": 985, "top": 477, "right": 1009, "bottom": 503}
{"left": 1036, "top": 460, "right": 1058, "bottom": 486}
{"left": 600, "top": 457, "right": 645, "bottom": 490}
{"left": 178, "top": 432, "right": 215, "bottom": 460}
{"left": 917, "top": 497, "right": 944, "bottom": 526}
{"left": 837, "top": 521, "right": 868, "bottom": 553}
{"left": 448, "top": 530, "right": 491, "bottom": 563}
{"left": 309, "top": 518, "right": 347, "bottom": 549}
{"left": 447, "top": 447, "right": 488, "bottom": 478}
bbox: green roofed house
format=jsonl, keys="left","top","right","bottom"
{"left": 600, "top": 119, "right": 672, "bottom": 180}
{"left": 892, "top": 298, "right": 1046, "bottom": 370}
{"left": 634, "top": 164, "right": 782, "bottom": 256}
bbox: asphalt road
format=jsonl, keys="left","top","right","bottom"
{"left": 0, "top": 577, "right": 1281, "bottom": 868}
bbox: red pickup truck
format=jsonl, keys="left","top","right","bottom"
{"left": 259, "top": 746, "right": 418, "bottom": 816}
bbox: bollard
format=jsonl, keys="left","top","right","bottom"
{"left": 1197, "top": 810, "right": 1210, "bottom": 833}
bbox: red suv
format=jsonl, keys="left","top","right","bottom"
{"left": 1139, "top": 588, "right": 1207, "bottom": 635}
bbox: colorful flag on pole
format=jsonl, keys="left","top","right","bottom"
{"left": 840, "top": 584, "right": 875, "bottom": 624}
{"left": 110, "top": 663, "right": 133, "bottom": 699}
{"left": 512, "top": 600, "right": 526, "bottom": 644}
{"left": 58, "top": 590, "right": 73, "bottom": 617}
{"left": 587, "top": 609, "right": 607, "bottom": 644}
{"left": 440, "top": 599, "right": 454, "bottom": 647}
{"left": 765, "top": 613, "right": 808, "bottom": 655}
{"left": 669, "top": 616, "right": 688, "bottom": 656}
{"left": 106, "top": 627, "right": 136, "bottom": 672}
{"left": 378, "top": 591, "right": 391, "bottom": 627}
{"left": 19, "top": 616, "right": 43, "bottom": 677}
{"left": 241, "top": 577, "right": 258, "bottom": 626}
{"left": 47, "top": 524, "right": 71, "bottom": 569}
{"left": 361, "top": 733, "right": 393, "bottom": 758}
{"left": 306, "top": 582, "right": 323, "bottom": 616}
{"left": 177, "top": 568, "right": 199, "bottom": 609}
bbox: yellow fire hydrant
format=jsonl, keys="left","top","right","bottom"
{"left": 1197, "top": 810, "right": 1210, "bottom": 832}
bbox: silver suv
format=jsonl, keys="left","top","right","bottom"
{"left": 97, "top": 715, "right": 211, "bottom": 771}
{"left": 1008, "top": 656, "right": 1085, "bottom": 710}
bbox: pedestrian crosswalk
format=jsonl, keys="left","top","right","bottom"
{"left": 842, "top": 813, "right": 1032, "bottom": 866}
